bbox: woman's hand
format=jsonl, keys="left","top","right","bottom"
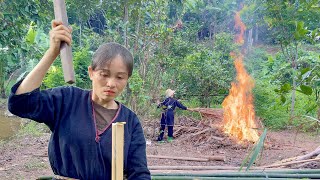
{"left": 48, "top": 20, "right": 72, "bottom": 57}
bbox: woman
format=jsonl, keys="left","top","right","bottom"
{"left": 8, "top": 20, "right": 150, "bottom": 180}
{"left": 157, "top": 89, "right": 190, "bottom": 142}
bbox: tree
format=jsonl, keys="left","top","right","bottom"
{"left": 261, "top": 0, "right": 320, "bottom": 122}
{"left": 0, "top": 0, "right": 45, "bottom": 97}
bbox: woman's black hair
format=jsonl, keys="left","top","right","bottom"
{"left": 91, "top": 42, "right": 133, "bottom": 77}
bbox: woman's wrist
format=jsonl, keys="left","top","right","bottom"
{"left": 46, "top": 47, "right": 60, "bottom": 60}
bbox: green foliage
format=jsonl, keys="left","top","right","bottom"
{"left": 73, "top": 46, "right": 92, "bottom": 89}
{"left": 254, "top": 80, "right": 290, "bottom": 129}
{"left": 254, "top": 76, "right": 319, "bottom": 130}
{"left": 43, "top": 65, "right": 65, "bottom": 89}
{"left": 25, "top": 22, "right": 37, "bottom": 44}
{"left": 129, "top": 70, "right": 144, "bottom": 93}
{"left": 261, "top": 0, "right": 320, "bottom": 45}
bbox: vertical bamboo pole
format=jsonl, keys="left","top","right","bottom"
{"left": 112, "top": 122, "right": 126, "bottom": 180}
{"left": 53, "top": 0, "right": 75, "bottom": 84}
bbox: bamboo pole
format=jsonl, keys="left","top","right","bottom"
{"left": 148, "top": 165, "right": 320, "bottom": 172}
{"left": 150, "top": 169, "right": 320, "bottom": 174}
{"left": 147, "top": 155, "right": 225, "bottom": 162}
{"left": 148, "top": 155, "right": 208, "bottom": 161}
{"left": 53, "top": 0, "right": 75, "bottom": 84}
{"left": 149, "top": 166, "right": 238, "bottom": 170}
{"left": 151, "top": 176, "right": 313, "bottom": 180}
{"left": 151, "top": 172, "right": 320, "bottom": 178}
{"left": 112, "top": 122, "right": 126, "bottom": 180}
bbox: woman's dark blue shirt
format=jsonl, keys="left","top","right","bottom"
{"left": 8, "top": 80, "right": 151, "bottom": 180}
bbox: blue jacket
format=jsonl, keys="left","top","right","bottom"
{"left": 157, "top": 97, "right": 187, "bottom": 126}
{"left": 8, "top": 80, "right": 151, "bottom": 180}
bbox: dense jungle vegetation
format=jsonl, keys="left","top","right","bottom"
{"left": 1, "top": 0, "right": 319, "bottom": 130}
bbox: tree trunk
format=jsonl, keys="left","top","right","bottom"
{"left": 0, "top": 58, "right": 6, "bottom": 98}
{"left": 79, "top": 20, "right": 82, "bottom": 47}
{"left": 123, "top": 0, "right": 128, "bottom": 47}
{"left": 211, "top": 21, "right": 216, "bottom": 47}
{"left": 290, "top": 44, "right": 298, "bottom": 124}
{"left": 123, "top": 0, "right": 131, "bottom": 105}
{"left": 247, "top": 28, "right": 253, "bottom": 52}
{"left": 254, "top": 24, "right": 259, "bottom": 44}
{"left": 290, "top": 79, "right": 296, "bottom": 124}
{"left": 133, "top": 10, "right": 141, "bottom": 57}
{"left": 0, "top": 84, "right": 5, "bottom": 98}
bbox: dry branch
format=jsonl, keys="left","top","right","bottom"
{"left": 271, "top": 145, "right": 320, "bottom": 165}
{"left": 296, "top": 146, "right": 320, "bottom": 161}
{"left": 261, "top": 157, "right": 320, "bottom": 168}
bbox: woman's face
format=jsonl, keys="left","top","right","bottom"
{"left": 88, "top": 55, "right": 129, "bottom": 104}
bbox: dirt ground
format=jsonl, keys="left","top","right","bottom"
{"left": 0, "top": 109, "right": 320, "bottom": 179}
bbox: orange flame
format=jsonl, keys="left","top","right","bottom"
{"left": 234, "top": 11, "right": 246, "bottom": 45}
{"left": 222, "top": 11, "right": 259, "bottom": 142}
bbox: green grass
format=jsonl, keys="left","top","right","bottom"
{"left": 17, "top": 121, "right": 49, "bottom": 137}
{"left": 24, "top": 158, "right": 48, "bottom": 170}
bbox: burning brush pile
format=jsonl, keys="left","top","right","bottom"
{"left": 173, "top": 109, "right": 261, "bottom": 149}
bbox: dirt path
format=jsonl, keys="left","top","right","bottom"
{"left": 1, "top": 109, "right": 320, "bottom": 179}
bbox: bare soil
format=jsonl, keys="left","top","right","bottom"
{"left": 1, "top": 108, "right": 320, "bottom": 179}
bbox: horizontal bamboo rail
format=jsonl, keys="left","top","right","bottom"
{"left": 152, "top": 172, "right": 320, "bottom": 178}
{"left": 147, "top": 155, "right": 226, "bottom": 162}
{"left": 150, "top": 169, "right": 320, "bottom": 174}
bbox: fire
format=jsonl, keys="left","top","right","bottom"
{"left": 234, "top": 11, "right": 246, "bottom": 45}
{"left": 222, "top": 11, "right": 259, "bottom": 142}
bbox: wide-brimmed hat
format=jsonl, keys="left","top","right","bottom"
{"left": 165, "top": 89, "right": 175, "bottom": 98}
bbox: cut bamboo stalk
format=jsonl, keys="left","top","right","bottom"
{"left": 53, "top": 0, "right": 75, "bottom": 84}
{"left": 112, "top": 122, "right": 126, "bottom": 180}
{"left": 151, "top": 172, "right": 320, "bottom": 178}
{"left": 149, "top": 166, "right": 235, "bottom": 170}
{"left": 148, "top": 166, "right": 296, "bottom": 170}
{"left": 148, "top": 155, "right": 208, "bottom": 162}
{"left": 147, "top": 155, "right": 226, "bottom": 162}
{"left": 150, "top": 169, "right": 320, "bottom": 174}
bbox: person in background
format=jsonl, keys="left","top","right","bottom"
{"left": 8, "top": 20, "right": 150, "bottom": 180}
{"left": 157, "top": 89, "right": 191, "bottom": 142}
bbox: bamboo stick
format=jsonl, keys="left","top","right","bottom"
{"left": 151, "top": 175, "right": 319, "bottom": 180}
{"left": 112, "top": 122, "right": 126, "bottom": 180}
{"left": 148, "top": 165, "right": 310, "bottom": 171}
{"left": 53, "top": 0, "right": 75, "bottom": 84}
{"left": 152, "top": 177, "right": 299, "bottom": 180}
{"left": 150, "top": 169, "right": 320, "bottom": 174}
{"left": 148, "top": 155, "right": 208, "bottom": 161}
{"left": 151, "top": 172, "right": 320, "bottom": 178}
{"left": 147, "top": 155, "right": 226, "bottom": 162}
